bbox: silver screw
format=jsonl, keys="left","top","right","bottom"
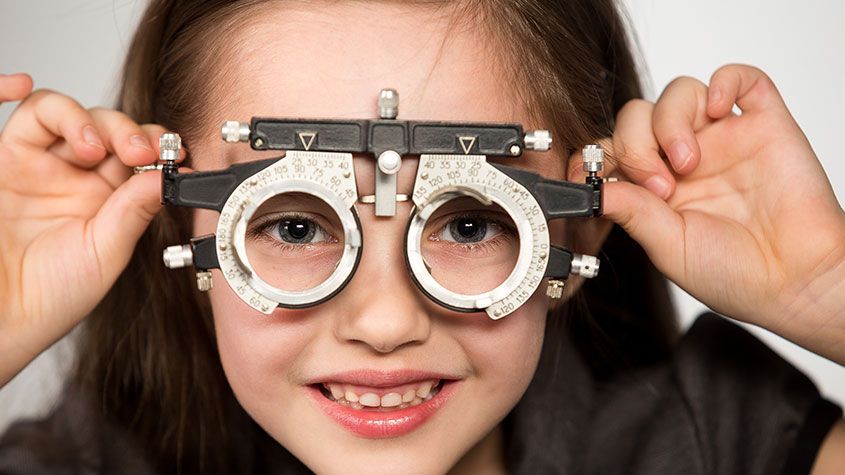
{"left": 582, "top": 144, "right": 604, "bottom": 174}
{"left": 162, "top": 244, "right": 192, "bottom": 269}
{"left": 378, "top": 89, "right": 399, "bottom": 119}
{"left": 159, "top": 133, "right": 181, "bottom": 163}
{"left": 221, "top": 121, "right": 250, "bottom": 143}
{"left": 509, "top": 144, "right": 521, "bottom": 156}
{"left": 524, "top": 130, "right": 552, "bottom": 151}
{"left": 253, "top": 137, "right": 265, "bottom": 148}
{"left": 570, "top": 253, "right": 600, "bottom": 278}
{"left": 196, "top": 271, "right": 214, "bottom": 292}
{"left": 420, "top": 172, "right": 429, "bottom": 180}
{"left": 546, "top": 279, "right": 565, "bottom": 299}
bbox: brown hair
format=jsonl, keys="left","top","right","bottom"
{"left": 76, "top": 0, "right": 677, "bottom": 472}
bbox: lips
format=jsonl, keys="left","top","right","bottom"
{"left": 303, "top": 369, "right": 462, "bottom": 438}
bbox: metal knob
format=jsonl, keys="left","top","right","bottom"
{"left": 570, "top": 253, "right": 600, "bottom": 278}
{"left": 582, "top": 144, "right": 604, "bottom": 173}
{"left": 546, "top": 279, "right": 565, "bottom": 299}
{"left": 378, "top": 89, "right": 399, "bottom": 119}
{"left": 159, "top": 133, "right": 181, "bottom": 163}
{"left": 221, "top": 121, "right": 250, "bottom": 143}
{"left": 196, "top": 271, "right": 214, "bottom": 292}
{"left": 377, "top": 150, "right": 402, "bottom": 174}
{"left": 524, "top": 130, "right": 552, "bottom": 151}
{"left": 163, "top": 244, "right": 193, "bottom": 269}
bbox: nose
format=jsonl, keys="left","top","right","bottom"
{"left": 333, "top": 204, "right": 432, "bottom": 353}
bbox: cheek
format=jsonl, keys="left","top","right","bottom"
{"left": 197, "top": 207, "right": 318, "bottom": 412}
{"left": 452, "top": 288, "right": 548, "bottom": 421}
{"left": 209, "top": 283, "right": 310, "bottom": 403}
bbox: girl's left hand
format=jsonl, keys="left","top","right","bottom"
{"left": 592, "top": 64, "right": 845, "bottom": 363}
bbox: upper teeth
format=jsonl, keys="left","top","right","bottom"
{"left": 322, "top": 379, "right": 441, "bottom": 409}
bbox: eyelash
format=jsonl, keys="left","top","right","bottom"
{"left": 428, "top": 213, "right": 516, "bottom": 254}
{"left": 246, "top": 212, "right": 337, "bottom": 251}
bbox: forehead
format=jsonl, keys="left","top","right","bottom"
{"left": 201, "top": 1, "right": 565, "bottom": 180}
{"left": 227, "top": 2, "right": 515, "bottom": 121}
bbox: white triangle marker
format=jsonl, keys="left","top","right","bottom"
{"left": 459, "top": 136, "right": 476, "bottom": 155}
{"left": 298, "top": 132, "right": 316, "bottom": 150}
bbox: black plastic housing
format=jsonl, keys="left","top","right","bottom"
{"left": 248, "top": 118, "right": 525, "bottom": 157}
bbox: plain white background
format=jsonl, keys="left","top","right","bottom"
{"left": 1, "top": 0, "right": 843, "bottom": 434}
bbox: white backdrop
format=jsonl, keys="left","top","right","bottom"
{"left": 1, "top": 0, "right": 843, "bottom": 434}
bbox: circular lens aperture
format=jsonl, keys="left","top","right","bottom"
{"left": 419, "top": 197, "right": 520, "bottom": 295}
{"left": 244, "top": 192, "right": 345, "bottom": 292}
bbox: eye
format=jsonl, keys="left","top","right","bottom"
{"left": 249, "top": 214, "right": 334, "bottom": 246}
{"left": 435, "top": 215, "right": 506, "bottom": 244}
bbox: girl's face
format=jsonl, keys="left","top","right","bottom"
{"left": 191, "top": 3, "right": 568, "bottom": 473}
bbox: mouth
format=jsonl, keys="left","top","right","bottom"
{"left": 304, "top": 378, "right": 459, "bottom": 438}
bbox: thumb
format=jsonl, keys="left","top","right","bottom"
{"left": 602, "top": 180, "right": 685, "bottom": 274}
{"left": 89, "top": 170, "right": 163, "bottom": 285}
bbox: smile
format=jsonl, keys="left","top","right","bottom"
{"left": 305, "top": 379, "right": 458, "bottom": 438}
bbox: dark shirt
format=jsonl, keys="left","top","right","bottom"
{"left": 0, "top": 312, "right": 841, "bottom": 474}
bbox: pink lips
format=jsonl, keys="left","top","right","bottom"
{"left": 304, "top": 379, "right": 459, "bottom": 438}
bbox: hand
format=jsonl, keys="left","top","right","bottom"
{"left": 587, "top": 65, "right": 845, "bottom": 363}
{"left": 0, "top": 73, "right": 179, "bottom": 386}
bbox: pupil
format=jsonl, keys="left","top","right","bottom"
{"left": 280, "top": 219, "right": 312, "bottom": 243}
{"left": 452, "top": 218, "right": 486, "bottom": 243}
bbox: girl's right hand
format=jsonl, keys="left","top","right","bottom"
{"left": 0, "top": 73, "right": 174, "bottom": 386}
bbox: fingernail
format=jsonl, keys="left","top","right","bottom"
{"left": 82, "top": 125, "right": 104, "bottom": 149}
{"left": 644, "top": 175, "right": 671, "bottom": 200}
{"left": 668, "top": 140, "right": 692, "bottom": 171}
{"left": 129, "top": 134, "right": 153, "bottom": 151}
{"left": 708, "top": 87, "right": 722, "bottom": 107}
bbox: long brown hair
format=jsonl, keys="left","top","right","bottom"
{"left": 76, "top": 0, "right": 677, "bottom": 472}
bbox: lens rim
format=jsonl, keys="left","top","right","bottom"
{"left": 405, "top": 186, "right": 534, "bottom": 314}
{"left": 215, "top": 152, "right": 361, "bottom": 314}
{"left": 233, "top": 180, "right": 361, "bottom": 307}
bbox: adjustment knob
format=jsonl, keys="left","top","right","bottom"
{"left": 221, "top": 121, "right": 250, "bottom": 143}
{"left": 570, "top": 253, "right": 600, "bottom": 278}
{"left": 159, "top": 133, "right": 181, "bottom": 163}
{"left": 582, "top": 144, "right": 604, "bottom": 173}
{"left": 163, "top": 244, "right": 193, "bottom": 269}
{"left": 524, "top": 130, "right": 552, "bottom": 151}
{"left": 378, "top": 89, "right": 399, "bottom": 119}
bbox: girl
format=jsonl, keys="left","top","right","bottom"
{"left": 1, "top": 0, "right": 844, "bottom": 473}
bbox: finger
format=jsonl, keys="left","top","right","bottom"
{"left": 1, "top": 89, "right": 107, "bottom": 166}
{"left": 87, "top": 170, "right": 163, "bottom": 287}
{"left": 88, "top": 107, "right": 157, "bottom": 167}
{"left": 610, "top": 99, "right": 676, "bottom": 199}
{"left": 707, "top": 64, "right": 787, "bottom": 118}
{"left": 47, "top": 122, "right": 187, "bottom": 176}
{"left": 602, "top": 181, "right": 685, "bottom": 273}
{"left": 0, "top": 73, "right": 33, "bottom": 104}
{"left": 92, "top": 155, "right": 132, "bottom": 190}
{"left": 652, "top": 76, "right": 710, "bottom": 175}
